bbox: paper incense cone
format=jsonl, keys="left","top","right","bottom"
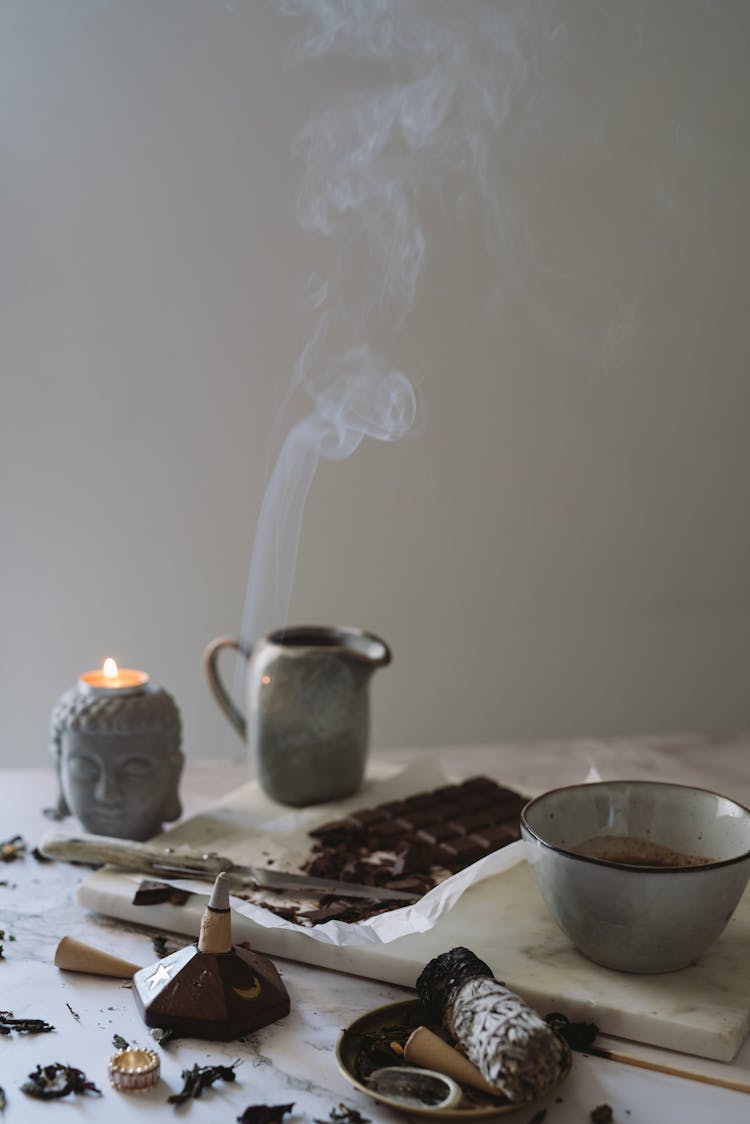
{"left": 404, "top": 1026, "right": 501, "bottom": 1096}
{"left": 198, "top": 872, "right": 232, "bottom": 954}
{"left": 54, "top": 937, "right": 142, "bottom": 979}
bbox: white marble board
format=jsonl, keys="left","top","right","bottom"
{"left": 76, "top": 772, "right": 750, "bottom": 1065}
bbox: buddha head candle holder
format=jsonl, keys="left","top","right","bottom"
{"left": 50, "top": 658, "right": 183, "bottom": 841}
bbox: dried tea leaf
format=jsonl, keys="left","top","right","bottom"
{"left": 237, "top": 1103, "right": 294, "bottom": 1124}
{"left": 314, "top": 1106, "right": 371, "bottom": 1124}
{"left": 546, "top": 1012, "right": 599, "bottom": 1052}
{"left": 590, "top": 1107, "right": 614, "bottom": 1124}
{"left": 65, "top": 1002, "right": 80, "bottom": 1021}
{"left": 166, "top": 1061, "right": 239, "bottom": 1104}
{"left": 0, "top": 1012, "right": 55, "bottom": 1035}
{"left": 113, "top": 1033, "right": 130, "bottom": 1050}
{"left": 21, "top": 1063, "right": 101, "bottom": 1099}
{"left": 0, "top": 1085, "right": 6, "bottom": 1111}
{"left": 151, "top": 1025, "right": 178, "bottom": 1045}
{"left": 152, "top": 934, "right": 169, "bottom": 959}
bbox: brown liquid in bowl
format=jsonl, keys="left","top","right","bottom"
{"left": 574, "top": 834, "right": 714, "bottom": 867}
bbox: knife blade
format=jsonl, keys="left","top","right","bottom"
{"left": 39, "top": 831, "right": 420, "bottom": 902}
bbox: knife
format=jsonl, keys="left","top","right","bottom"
{"left": 39, "top": 831, "right": 420, "bottom": 902}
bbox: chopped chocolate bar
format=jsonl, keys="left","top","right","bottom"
{"left": 299, "top": 776, "right": 526, "bottom": 924}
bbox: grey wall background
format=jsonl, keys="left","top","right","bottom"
{"left": 2, "top": 0, "right": 749, "bottom": 770}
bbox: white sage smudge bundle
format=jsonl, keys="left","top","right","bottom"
{"left": 416, "top": 947, "right": 569, "bottom": 1103}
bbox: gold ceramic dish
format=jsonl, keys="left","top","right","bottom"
{"left": 335, "top": 998, "right": 570, "bottom": 1119}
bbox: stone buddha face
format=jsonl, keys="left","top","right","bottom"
{"left": 59, "top": 731, "right": 182, "bottom": 841}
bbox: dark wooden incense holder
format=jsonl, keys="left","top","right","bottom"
{"left": 132, "top": 873, "right": 290, "bottom": 1040}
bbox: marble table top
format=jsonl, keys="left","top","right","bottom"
{"left": 2, "top": 734, "right": 750, "bottom": 1123}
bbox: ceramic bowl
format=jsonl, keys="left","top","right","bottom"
{"left": 520, "top": 780, "right": 750, "bottom": 973}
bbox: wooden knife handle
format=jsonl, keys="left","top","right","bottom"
{"left": 39, "top": 831, "right": 229, "bottom": 876}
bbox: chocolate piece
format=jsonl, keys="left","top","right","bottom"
{"left": 132, "top": 880, "right": 191, "bottom": 907}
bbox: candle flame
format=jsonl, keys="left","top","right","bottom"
{"left": 102, "top": 657, "right": 119, "bottom": 681}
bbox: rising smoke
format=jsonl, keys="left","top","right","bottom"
{"left": 238, "top": 0, "right": 743, "bottom": 659}
{"left": 239, "top": 0, "right": 535, "bottom": 655}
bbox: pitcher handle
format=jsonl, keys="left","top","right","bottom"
{"left": 203, "top": 636, "right": 247, "bottom": 741}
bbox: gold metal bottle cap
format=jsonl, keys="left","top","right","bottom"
{"left": 108, "top": 1047, "right": 160, "bottom": 1092}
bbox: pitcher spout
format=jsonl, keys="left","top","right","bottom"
{"left": 268, "top": 625, "right": 391, "bottom": 669}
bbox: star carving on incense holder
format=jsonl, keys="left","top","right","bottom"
{"left": 144, "top": 962, "right": 175, "bottom": 992}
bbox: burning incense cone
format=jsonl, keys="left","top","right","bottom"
{"left": 198, "top": 871, "right": 232, "bottom": 953}
{"left": 404, "top": 1026, "right": 502, "bottom": 1096}
{"left": 55, "top": 936, "right": 142, "bottom": 979}
{"left": 132, "top": 872, "right": 290, "bottom": 1041}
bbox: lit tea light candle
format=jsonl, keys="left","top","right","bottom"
{"left": 108, "top": 1047, "right": 160, "bottom": 1092}
{"left": 51, "top": 656, "right": 183, "bottom": 839}
{"left": 79, "top": 657, "right": 149, "bottom": 695}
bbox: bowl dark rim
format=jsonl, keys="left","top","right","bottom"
{"left": 520, "top": 779, "right": 750, "bottom": 873}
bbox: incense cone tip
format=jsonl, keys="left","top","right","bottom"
{"left": 208, "top": 871, "right": 230, "bottom": 910}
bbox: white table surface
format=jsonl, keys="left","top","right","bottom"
{"left": 2, "top": 734, "right": 750, "bottom": 1123}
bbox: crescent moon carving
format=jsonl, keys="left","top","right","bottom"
{"left": 232, "top": 977, "right": 262, "bottom": 1001}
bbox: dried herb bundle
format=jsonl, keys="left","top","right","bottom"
{"left": 0, "top": 836, "right": 25, "bottom": 863}
{"left": 0, "top": 1011, "right": 55, "bottom": 1035}
{"left": 237, "top": 1104, "right": 294, "bottom": 1124}
{"left": 21, "top": 1063, "right": 101, "bottom": 1099}
{"left": 167, "top": 1061, "right": 239, "bottom": 1104}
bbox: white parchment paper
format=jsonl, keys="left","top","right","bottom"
{"left": 153, "top": 760, "right": 527, "bottom": 948}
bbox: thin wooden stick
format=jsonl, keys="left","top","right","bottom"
{"left": 588, "top": 1045, "right": 750, "bottom": 1094}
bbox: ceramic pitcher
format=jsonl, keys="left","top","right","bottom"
{"left": 204, "top": 625, "right": 391, "bottom": 806}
